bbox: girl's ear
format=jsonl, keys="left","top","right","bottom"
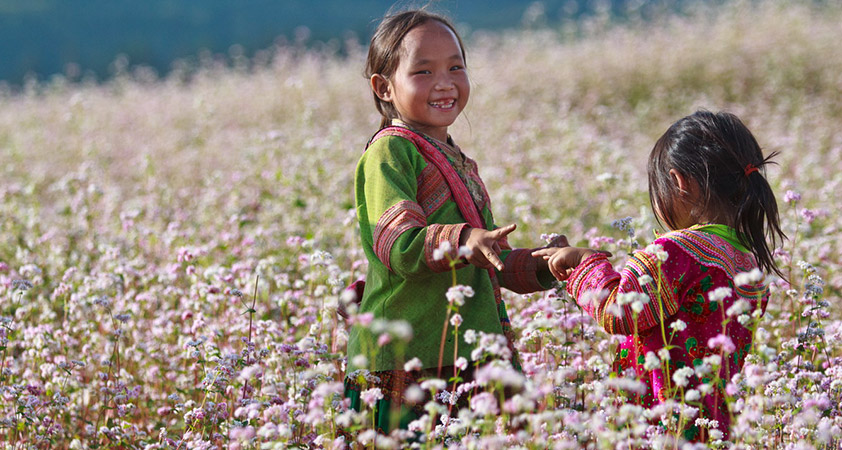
{"left": 370, "top": 74, "right": 393, "bottom": 102}
{"left": 669, "top": 168, "right": 692, "bottom": 196}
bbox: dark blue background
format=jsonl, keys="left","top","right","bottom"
{"left": 0, "top": 0, "right": 690, "bottom": 85}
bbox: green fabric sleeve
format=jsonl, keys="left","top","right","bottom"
{"left": 357, "top": 135, "right": 468, "bottom": 280}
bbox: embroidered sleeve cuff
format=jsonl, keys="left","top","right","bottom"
{"left": 373, "top": 200, "right": 427, "bottom": 271}
{"left": 424, "top": 223, "right": 469, "bottom": 272}
{"left": 565, "top": 253, "right": 620, "bottom": 313}
{"left": 497, "top": 248, "right": 547, "bottom": 294}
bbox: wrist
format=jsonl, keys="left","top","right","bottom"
{"left": 458, "top": 226, "right": 472, "bottom": 246}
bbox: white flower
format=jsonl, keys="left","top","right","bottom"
{"left": 645, "top": 243, "right": 669, "bottom": 262}
{"left": 405, "top": 385, "right": 425, "bottom": 403}
{"left": 669, "top": 319, "right": 687, "bottom": 332}
{"left": 685, "top": 389, "right": 701, "bottom": 402}
{"left": 631, "top": 300, "right": 645, "bottom": 313}
{"left": 351, "top": 355, "right": 368, "bottom": 369}
{"left": 658, "top": 348, "right": 671, "bottom": 361}
{"left": 726, "top": 299, "right": 751, "bottom": 317}
{"left": 457, "top": 246, "right": 473, "bottom": 258}
{"left": 463, "top": 329, "right": 477, "bottom": 344}
{"left": 672, "top": 367, "right": 695, "bottom": 387}
{"left": 360, "top": 387, "right": 383, "bottom": 407}
{"left": 389, "top": 320, "right": 413, "bottom": 340}
{"left": 455, "top": 357, "right": 468, "bottom": 371}
{"left": 637, "top": 275, "right": 653, "bottom": 286}
{"left": 433, "top": 241, "right": 453, "bottom": 261}
{"left": 734, "top": 268, "right": 763, "bottom": 286}
{"left": 450, "top": 314, "right": 463, "bottom": 327}
{"left": 703, "top": 355, "right": 722, "bottom": 367}
{"left": 420, "top": 379, "right": 447, "bottom": 392}
{"left": 643, "top": 352, "right": 661, "bottom": 371}
{"left": 404, "top": 357, "right": 423, "bottom": 372}
{"left": 446, "top": 285, "right": 474, "bottom": 306}
{"left": 708, "top": 287, "right": 732, "bottom": 302}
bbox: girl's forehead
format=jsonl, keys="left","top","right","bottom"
{"left": 399, "top": 21, "right": 462, "bottom": 60}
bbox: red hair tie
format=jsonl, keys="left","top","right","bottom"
{"left": 744, "top": 163, "right": 759, "bottom": 177}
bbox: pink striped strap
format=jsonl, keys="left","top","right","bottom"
{"left": 368, "top": 126, "right": 485, "bottom": 229}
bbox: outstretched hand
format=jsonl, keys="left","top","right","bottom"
{"left": 532, "top": 244, "right": 608, "bottom": 281}
{"left": 460, "top": 224, "right": 517, "bottom": 271}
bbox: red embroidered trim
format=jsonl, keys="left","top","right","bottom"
{"left": 424, "top": 223, "right": 467, "bottom": 272}
{"left": 416, "top": 164, "right": 451, "bottom": 216}
{"left": 373, "top": 201, "right": 426, "bottom": 271}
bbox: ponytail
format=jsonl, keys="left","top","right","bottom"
{"left": 649, "top": 110, "right": 787, "bottom": 280}
{"left": 736, "top": 151, "right": 786, "bottom": 279}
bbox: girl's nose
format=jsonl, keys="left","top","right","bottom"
{"left": 434, "top": 74, "right": 456, "bottom": 90}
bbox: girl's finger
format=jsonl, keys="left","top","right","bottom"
{"left": 485, "top": 248, "right": 505, "bottom": 271}
{"left": 531, "top": 248, "right": 555, "bottom": 257}
{"left": 493, "top": 223, "right": 517, "bottom": 239}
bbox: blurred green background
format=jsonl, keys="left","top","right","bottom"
{"left": 0, "top": 0, "right": 710, "bottom": 85}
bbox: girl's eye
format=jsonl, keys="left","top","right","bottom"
{"left": 450, "top": 65, "right": 464, "bottom": 71}
{"left": 414, "top": 70, "right": 431, "bottom": 75}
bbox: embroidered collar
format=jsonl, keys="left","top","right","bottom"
{"left": 689, "top": 224, "right": 751, "bottom": 253}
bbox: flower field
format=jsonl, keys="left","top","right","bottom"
{"left": 1, "top": 1, "right": 841, "bottom": 448}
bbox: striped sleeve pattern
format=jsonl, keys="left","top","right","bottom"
{"left": 566, "top": 250, "right": 678, "bottom": 335}
{"left": 424, "top": 223, "right": 469, "bottom": 272}
{"left": 372, "top": 200, "right": 426, "bottom": 271}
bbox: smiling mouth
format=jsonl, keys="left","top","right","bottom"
{"left": 429, "top": 99, "right": 456, "bottom": 109}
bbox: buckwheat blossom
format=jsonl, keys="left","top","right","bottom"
{"left": 388, "top": 320, "right": 413, "bottom": 341}
{"left": 405, "top": 385, "right": 425, "bottom": 404}
{"left": 433, "top": 241, "right": 453, "bottom": 261}
{"left": 470, "top": 392, "right": 500, "bottom": 416}
{"left": 404, "top": 357, "right": 423, "bottom": 372}
{"left": 455, "top": 357, "right": 468, "bottom": 371}
{"left": 645, "top": 243, "right": 669, "bottom": 262}
{"left": 644, "top": 351, "right": 661, "bottom": 371}
{"left": 420, "top": 379, "right": 447, "bottom": 392}
{"left": 475, "top": 360, "right": 525, "bottom": 389}
{"left": 708, "top": 334, "right": 736, "bottom": 353}
{"left": 708, "top": 286, "right": 732, "bottom": 302}
{"left": 360, "top": 388, "right": 383, "bottom": 407}
{"left": 672, "top": 367, "right": 695, "bottom": 387}
{"left": 446, "top": 285, "right": 474, "bottom": 306}
{"left": 784, "top": 190, "right": 801, "bottom": 203}
{"left": 727, "top": 299, "right": 751, "bottom": 317}
{"left": 463, "top": 329, "right": 477, "bottom": 344}
{"left": 734, "top": 268, "right": 763, "bottom": 286}
{"left": 450, "top": 314, "right": 463, "bottom": 327}
{"left": 669, "top": 319, "right": 687, "bottom": 332}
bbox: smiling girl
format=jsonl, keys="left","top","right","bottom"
{"left": 345, "top": 9, "right": 555, "bottom": 432}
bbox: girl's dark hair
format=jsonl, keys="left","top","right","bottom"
{"left": 648, "top": 110, "right": 786, "bottom": 278}
{"left": 365, "top": 9, "right": 466, "bottom": 129}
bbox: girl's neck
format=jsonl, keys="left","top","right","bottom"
{"left": 392, "top": 119, "right": 450, "bottom": 143}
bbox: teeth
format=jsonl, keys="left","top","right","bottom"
{"left": 430, "top": 100, "right": 455, "bottom": 108}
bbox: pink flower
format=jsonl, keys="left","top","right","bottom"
{"left": 470, "top": 392, "right": 499, "bottom": 415}
{"left": 783, "top": 190, "right": 801, "bottom": 203}
{"left": 360, "top": 388, "right": 383, "bottom": 407}
{"left": 708, "top": 334, "right": 736, "bottom": 353}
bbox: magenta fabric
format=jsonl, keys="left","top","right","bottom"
{"left": 566, "top": 228, "right": 769, "bottom": 441}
